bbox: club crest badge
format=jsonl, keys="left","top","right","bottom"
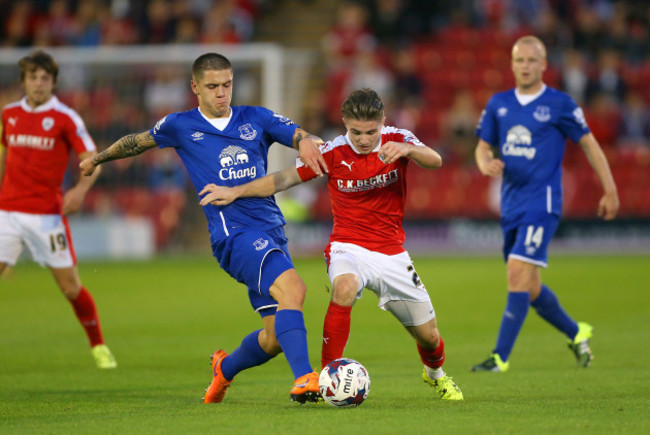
{"left": 253, "top": 238, "right": 269, "bottom": 251}
{"left": 533, "top": 105, "right": 551, "bottom": 122}
{"left": 238, "top": 123, "right": 257, "bottom": 140}
{"left": 42, "top": 117, "right": 54, "bottom": 131}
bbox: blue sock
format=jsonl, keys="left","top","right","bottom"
{"left": 221, "top": 330, "right": 273, "bottom": 381}
{"left": 274, "top": 309, "right": 313, "bottom": 379}
{"left": 493, "top": 292, "right": 530, "bottom": 362}
{"left": 531, "top": 284, "right": 579, "bottom": 340}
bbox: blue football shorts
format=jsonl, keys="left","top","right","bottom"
{"left": 212, "top": 226, "right": 294, "bottom": 317}
{"left": 501, "top": 213, "right": 560, "bottom": 268}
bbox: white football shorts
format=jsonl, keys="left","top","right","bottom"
{"left": 0, "top": 210, "right": 76, "bottom": 268}
{"left": 326, "top": 241, "right": 435, "bottom": 326}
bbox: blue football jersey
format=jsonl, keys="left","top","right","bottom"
{"left": 476, "top": 86, "right": 590, "bottom": 218}
{"left": 150, "top": 105, "right": 298, "bottom": 242}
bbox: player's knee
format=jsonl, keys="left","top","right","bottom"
{"left": 410, "top": 321, "right": 440, "bottom": 348}
{"left": 269, "top": 269, "right": 306, "bottom": 309}
{"left": 331, "top": 275, "right": 358, "bottom": 306}
{"left": 506, "top": 259, "right": 539, "bottom": 292}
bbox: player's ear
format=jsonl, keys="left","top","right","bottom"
{"left": 190, "top": 79, "right": 198, "bottom": 95}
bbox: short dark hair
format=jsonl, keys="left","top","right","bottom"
{"left": 341, "top": 88, "right": 385, "bottom": 121}
{"left": 192, "top": 53, "right": 232, "bottom": 80}
{"left": 19, "top": 50, "right": 59, "bottom": 83}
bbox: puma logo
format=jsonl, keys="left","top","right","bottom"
{"left": 341, "top": 160, "right": 354, "bottom": 171}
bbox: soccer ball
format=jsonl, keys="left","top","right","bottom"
{"left": 319, "top": 358, "right": 370, "bottom": 408}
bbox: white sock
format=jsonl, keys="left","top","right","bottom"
{"left": 425, "top": 366, "right": 445, "bottom": 380}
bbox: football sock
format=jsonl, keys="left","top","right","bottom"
{"left": 493, "top": 292, "right": 529, "bottom": 362}
{"left": 417, "top": 337, "right": 445, "bottom": 370}
{"left": 531, "top": 284, "right": 579, "bottom": 340}
{"left": 221, "top": 329, "right": 273, "bottom": 381}
{"left": 419, "top": 337, "right": 446, "bottom": 380}
{"left": 69, "top": 287, "right": 104, "bottom": 347}
{"left": 321, "top": 301, "right": 352, "bottom": 369}
{"left": 274, "top": 309, "right": 313, "bottom": 379}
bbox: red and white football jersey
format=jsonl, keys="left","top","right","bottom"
{"left": 0, "top": 96, "right": 96, "bottom": 214}
{"left": 297, "top": 125, "right": 426, "bottom": 255}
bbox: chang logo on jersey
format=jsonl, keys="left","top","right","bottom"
{"left": 502, "top": 125, "right": 536, "bottom": 160}
{"left": 6, "top": 134, "right": 55, "bottom": 150}
{"left": 218, "top": 145, "right": 256, "bottom": 180}
{"left": 336, "top": 169, "right": 399, "bottom": 192}
{"left": 238, "top": 123, "right": 257, "bottom": 140}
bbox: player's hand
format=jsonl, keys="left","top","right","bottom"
{"left": 378, "top": 141, "right": 409, "bottom": 164}
{"left": 298, "top": 136, "right": 327, "bottom": 176}
{"left": 62, "top": 186, "right": 85, "bottom": 215}
{"left": 598, "top": 191, "right": 619, "bottom": 221}
{"left": 479, "top": 158, "right": 505, "bottom": 177}
{"left": 79, "top": 157, "right": 97, "bottom": 176}
{"left": 199, "top": 183, "right": 237, "bottom": 206}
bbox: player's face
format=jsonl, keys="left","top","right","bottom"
{"left": 344, "top": 117, "right": 385, "bottom": 154}
{"left": 192, "top": 68, "right": 233, "bottom": 118}
{"left": 22, "top": 67, "right": 55, "bottom": 108}
{"left": 511, "top": 42, "right": 547, "bottom": 93}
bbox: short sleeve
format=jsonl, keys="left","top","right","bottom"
{"left": 558, "top": 96, "right": 591, "bottom": 143}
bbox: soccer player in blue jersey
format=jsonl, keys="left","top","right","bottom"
{"left": 472, "top": 36, "right": 619, "bottom": 372}
{"left": 80, "top": 53, "right": 328, "bottom": 403}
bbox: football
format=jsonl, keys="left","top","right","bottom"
{"left": 319, "top": 358, "right": 370, "bottom": 408}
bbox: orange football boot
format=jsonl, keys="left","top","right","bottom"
{"left": 203, "top": 349, "right": 232, "bottom": 403}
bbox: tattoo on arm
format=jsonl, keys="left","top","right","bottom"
{"left": 292, "top": 130, "right": 304, "bottom": 149}
{"left": 92, "top": 132, "right": 157, "bottom": 165}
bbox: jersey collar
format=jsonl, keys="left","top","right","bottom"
{"left": 20, "top": 95, "right": 58, "bottom": 113}
{"left": 345, "top": 132, "right": 382, "bottom": 154}
{"left": 198, "top": 106, "right": 233, "bottom": 131}
{"left": 514, "top": 83, "right": 547, "bottom": 106}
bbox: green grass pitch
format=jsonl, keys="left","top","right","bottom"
{"left": 1, "top": 254, "right": 649, "bottom": 434}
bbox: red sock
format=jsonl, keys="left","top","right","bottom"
{"left": 69, "top": 287, "right": 104, "bottom": 347}
{"left": 417, "top": 336, "right": 445, "bottom": 369}
{"left": 321, "top": 301, "right": 352, "bottom": 369}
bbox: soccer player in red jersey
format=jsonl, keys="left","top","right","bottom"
{"left": 0, "top": 50, "right": 116, "bottom": 369}
{"left": 200, "top": 88, "right": 463, "bottom": 400}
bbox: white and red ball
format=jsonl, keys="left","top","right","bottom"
{"left": 319, "top": 358, "right": 370, "bottom": 408}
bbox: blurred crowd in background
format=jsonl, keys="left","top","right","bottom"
{"left": 1, "top": 0, "right": 649, "bottom": 251}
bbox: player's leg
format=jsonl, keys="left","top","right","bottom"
{"left": 204, "top": 314, "right": 282, "bottom": 403}
{"left": 384, "top": 300, "right": 462, "bottom": 401}
{"left": 16, "top": 211, "right": 115, "bottom": 368}
{"left": 50, "top": 266, "right": 116, "bottom": 369}
{"left": 321, "top": 273, "right": 358, "bottom": 368}
{"left": 0, "top": 210, "right": 24, "bottom": 277}
{"left": 268, "top": 268, "right": 321, "bottom": 403}
{"left": 531, "top": 284, "right": 592, "bottom": 366}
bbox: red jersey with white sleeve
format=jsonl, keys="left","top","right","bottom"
{"left": 0, "top": 96, "right": 96, "bottom": 214}
{"left": 296, "top": 125, "right": 426, "bottom": 255}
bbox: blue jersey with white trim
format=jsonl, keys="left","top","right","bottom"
{"left": 476, "top": 86, "right": 590, "bottom": 218}
{"left": 150, "top": 105, "right": 298, "bottom": 242}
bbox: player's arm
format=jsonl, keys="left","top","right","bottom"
{"left": 199, "top": 167, "right": 304, "bottom": 207}
{"left": 578, "top": 132, "right": 619, "bottom": 220}
{"left": 379, "top": 141, "right": 442, "bottom": 169}
{"left": 292, "top": 127, "right": 328, "bottom": 176}
{"left": 79, "top": 131, "right": 157, "bottom": 176}
{"left": 62, "top": 150, "right": 101, "bottom": 215}
{"left": 475, "top": 139, "right": 505, "bottom": 177}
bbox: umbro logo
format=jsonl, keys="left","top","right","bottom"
{"left": 191, "top": 131, "right": 204, "bottom": 141}
{"left": 341, "top": 160, "right": 354, "bottom": 171}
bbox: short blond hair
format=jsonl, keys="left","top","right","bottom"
{"left": 512, "top": 35, "right": 547, "bottom": 59}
